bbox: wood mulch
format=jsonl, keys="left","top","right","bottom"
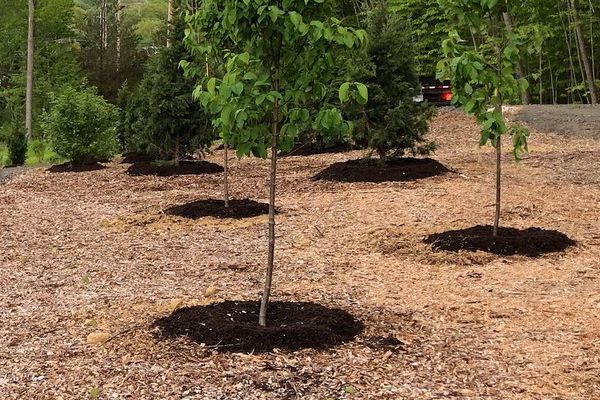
{"left": 0, "top": 108, "right": 598, "bottom": 399}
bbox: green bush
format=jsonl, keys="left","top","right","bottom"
{"left": 29, "top": 139, "right": 48, "bottom": 163}
{"left": 42, "top": 87, "right": 119, "bottom": 164}
{"left": 336, "top": 0, "right": 436, "bottom": 160}
{"left": 7, "top": 123, "right": 27, "bottom": 166}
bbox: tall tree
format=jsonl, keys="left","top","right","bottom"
{"left": 569, "top": 0, "right": 598, "bottom": 103}
{"left": 25, "top": 0, "right": 35, "bottom": 140}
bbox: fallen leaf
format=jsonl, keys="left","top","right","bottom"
{"left": 86, "top": 331, "right": 110, "bottom": 345}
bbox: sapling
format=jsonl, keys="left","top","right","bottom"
{"left": 437, "top": 0, "right": 541, "bottom": 236}
{"left": 183, "top": 0, "right": 367, "bottom": 325}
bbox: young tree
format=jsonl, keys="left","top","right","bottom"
{"left": 184, "top": 0, "right": 366, "bottom": 326}
{"left": 437, "top": 0, "right": 535, "bottom": 237}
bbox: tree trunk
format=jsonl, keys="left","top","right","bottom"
{"left": 25, "top": 0, "right": 35, "bottom": 140}
{"left": 570, "top": 0, "right": 598, "bottom": 103}
{"left": 166, "top": 0, "right": 175, "bottom": 47}
{"left": 493, "top": 110, "right": 502, "bottom": 237}
{"left": 174, "top": 135, "right": 180, "bottom": 166}
{"left": 223, "top": 142, "right": 229, "bottom": 208}
{"left": 502, "top": 12, "right": 531, "bottom": 105}
{"left": 259, "top": 79, "right": 279, "bottom": 327}
{"left": 116, "top": 0, "right": 122, "bottom": 72}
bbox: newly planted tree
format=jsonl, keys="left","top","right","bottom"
{"left": 184, "top": 0, "right": 366, "bottom": 326}
{"left": 437, "top": 0, "right": 538, "bottom": 237}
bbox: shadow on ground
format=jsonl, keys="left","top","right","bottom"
{"left": 424, "top": 225, "right": 577, "bottom": 257}
{"left": 312, "top": 157, "right": 451, "bottom": 183}
{"left": 126, "top": 160, "right": 223, "bottom": 176}
{"left": 153, "top": 301, "right": 365, "bottom": 353}
{"left": 165, "top": 199, "right": 271, "bottom": 219}
{"left": 46, "top": 162, "right": 106, "bottom": 173}
{"left": 280, "top": 143, "right": 356, "bottom": 157}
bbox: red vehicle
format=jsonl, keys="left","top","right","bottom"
{"left": 414, "top": 76, "right": 453, "bottom": 106}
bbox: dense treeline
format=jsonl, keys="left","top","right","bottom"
{"left": 1, "top": 0, "right": 599, "bottom": 165}
{"left": 393, "top": 0, "right": 600, "bottom": 104}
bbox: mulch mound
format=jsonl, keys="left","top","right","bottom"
{"left": 46, "top": 162, "right": 106, "bottom": 173}
{"left": 165, "top": 199, "right": 271, "bottom": 219}
{"left": 424, "top": 225, "right": 577, "bottom": 257}
{"left": 312, "top": 157, "right": 451, "bottom": 183}
{"left": 153, "top": 300, "right": 365, "bottom": 353}
{"left": 126, "top": 160, "right": 223, "bottom": 177}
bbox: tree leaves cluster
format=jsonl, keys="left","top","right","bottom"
{"left": 42, "top": 86, "right": 119, "bottom": 164}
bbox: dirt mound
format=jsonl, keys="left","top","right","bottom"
{"left": 424, "top": 225, "right": 576, "bottom": 257}
{"left": 165, "top": 199, "right": 271, "bottom": 219}
{"left": 126, "top": 160, "right": 223, "bottom": 176}
{"left": 153, "top": 301, "right": 364, "bottom": 353}
{"left": 46, "top": 162, "right": 106, "bottom": 173}
{"left": 312, "top": 157, "right": 451, "bottom": 183}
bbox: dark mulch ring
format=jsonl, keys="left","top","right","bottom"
{"left": 424, "top": 225, "right": 577, "bottom": 257}
{"left": 165, "top": 198, "right": 271, "bottom": 219}
{"left": 153, "top": 300, "right": 365, "bottom": 353}
{"left": 126, "top": 160, "right": 223, "bottom": 177}
{"left": 46, "top": 162, "right": 106, "bottom": 173}
{"left": 312, "top": 157, "right": 451, "bottom": 183}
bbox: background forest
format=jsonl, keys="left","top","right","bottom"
{"left": 1, "top": 0, "right": 599, "bottom": 165}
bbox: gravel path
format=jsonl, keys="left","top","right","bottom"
{"left": 505, "top": 104, "right": 600, "bottom": 138}
{"left": 0, "top": 166, "right": 29, "bottom": 185}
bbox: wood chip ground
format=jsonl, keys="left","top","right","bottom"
{"left": 0, "top": 108, "right": 598, "bottom": 399}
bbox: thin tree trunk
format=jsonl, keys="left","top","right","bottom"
{"left": 570, "top": 0, "right": 598, "bottom": 103}
{"left": 167, "top": 0, "right": 175, "bottom": 47}
{"left": 493, "top": 109, "right": 502, "bottom": 237}
{"left": 223, "top": 143, "right": 229, "bottom": 208}
{"left": 560, "top": 0, "right": 581, "bottom": 103}
{"left": 502, "top": 12, "right": 531, "bottom": 104}
{"left": 539, "top": 51, "right": 544, "bottom": 104}
{"left": 25, "top": 0, "right": 35, "bottom": 140}
{"left": 174, "top": 135, "right": 180, "bottom": 166}
{"left": 259, "top": 76, "right": 280, "bottom": 327}
{"left": 116, "top": 0, "right": 122, "bottom": 72}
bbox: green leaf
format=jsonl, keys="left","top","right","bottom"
{"left": 356, "top": 83, "right": 368, "bottom": 105}
{"left": 339, "top": 82, "right": 350, "bottom": 103}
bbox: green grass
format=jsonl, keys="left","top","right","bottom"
{"left": 0, "top": 142, "right": 63, "bottom": 167}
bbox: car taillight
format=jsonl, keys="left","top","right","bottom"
{"left": 441, "top": 92, "right": 453, "bottom": 102}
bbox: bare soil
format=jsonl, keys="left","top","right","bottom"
{"left": 126, "top": 160, "right": 223, "bottom": 176}
{"left": 166, "top": 199, "right": 270, "bottom": 220}
{"left": 0, "top": 107, "right": 599, "bottom": 399}
{"left": 424, "top": 225, "right": 576, "bottom": 257}
{"left": 312, "top": 157, "right": 451, "bottom": 183}
{"left": 46, "top": 162, "right": 106, "bottom": 173}
{"left": 153, "top": 300, "right": 364, "bottom": 353}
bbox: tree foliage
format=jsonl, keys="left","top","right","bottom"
{"left": 42, "top": 86, "right": 119, "bottom": 164}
